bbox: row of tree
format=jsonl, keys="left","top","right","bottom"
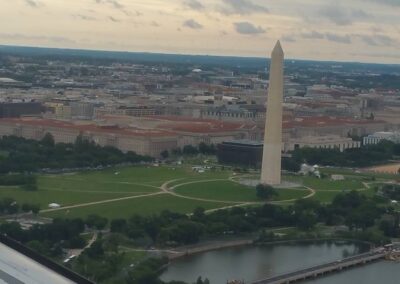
{"left": 0, "top": 134, "right": 153, "bottom": 173}
{"left": 291, "top": 140, "right": 400, "bottom": 168}
{"left": 0, "top": 197, "right": 40, "bottom": 215}
{"left": 379, "top": 184, "right": 400, "bottom": 201}
{"left": 0, "top": 174, "right": 38, "bottom": 191}
{"left": 161, "top": 143, "right": 217, "bottom": 159}
{"left": 105, "top": 191, "right": 392, "bottom": 248}
{"left": 0, "top": 216, "right": 109, "bottom": 258}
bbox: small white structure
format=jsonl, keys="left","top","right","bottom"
{"left": 300, "top": 164, "right": 320, "bottom": 178}
{"left": 192, "top": 166, "right": 206, "bottom": 173}
{"left": 48, "top": 203, "right": 61, "bottom": 209}
{"left": 331, "top": 174, "right": 345, "bottom": 181}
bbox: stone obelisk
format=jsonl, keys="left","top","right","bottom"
{"left": 261, "top": 41, "right": 284, "bottom": 185}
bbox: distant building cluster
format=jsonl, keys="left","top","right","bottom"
{"left": 0, "top": 51, "right": 398, "bottom": 158}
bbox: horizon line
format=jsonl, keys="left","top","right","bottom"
{"left": 0, "top": 43, "right": 399, "bottom": 67}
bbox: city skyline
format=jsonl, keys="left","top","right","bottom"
{"left": 0, "top": 0, "right": 400, "bottom": 64}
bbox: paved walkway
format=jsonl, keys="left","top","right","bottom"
{"left": 41, "top": 192, "right": 166, "bottom": 213}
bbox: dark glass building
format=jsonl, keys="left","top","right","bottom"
{"left": 0, "top": 102, "right": 43, "bottom": 118}
{"left": 217, "top": 140, "right": 263, "bottom": 168}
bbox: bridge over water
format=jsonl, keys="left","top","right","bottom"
{"left": 250, "top": 250, "right": 387, "bottom": 284}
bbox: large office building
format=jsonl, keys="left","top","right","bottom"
{"left": 0, "top": 118, "right": 177, "bottom": 157}
{"left": 0, "top": 115, "right": 256, "bottom": 158}
{"left": 363, "top": 131, "right": 400, "bottom": 145}
{"left": 284, "top": 135, "right": 361, "bottom": 152}
{"left": 0, "top": 102, "right": 43, "bottom": 118}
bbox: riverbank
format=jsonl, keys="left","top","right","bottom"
{"left": 164, "top": 234, "right": 374, "bottom": 261}
{"left": 161, "top": 240, "right": 370, "bottom": 283}
{"left": 167, "top": 238, "right": 254, "bottom": 260}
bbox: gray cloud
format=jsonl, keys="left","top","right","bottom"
{"left": 23, "top": 0, "right": 39, "bottom": 8}
{"left": 108, "top": 16, "right": 120, "bottom": 22}
{"left": 356, "top": 34, "right": 396, "bottom": 46}
{"left": 95, "top": 0, "right": 131, "bottom": 15}
{"left": 319, "top": 6, "right": 371, "bottom": 26}
{"left": 365, "top": 0, "right": 400, "bottom": 6}
{"left": 282, "top": 35, "right": 296, "bottom": 42}
{"left": 234, "top": 22, "right": 265, "bottom": 35}
{"left": 183, "top": 0, "right": 204, "bottom": 10}
{"left": 74, "top": 14, "right": 97, "bottom": 21}
{"left": 183, "top": 19, "right": 203, "bottom": 29}
{"left": 301, "top": 31, "right": 324, "bottom": 39}
{"left": 295, "top": 31, "right": 395, "bottom": 47}
{"left": 325, "top": 33, "right": 352, "bottom": 44}
{"left": 95, "top": 0, "right": 123, "bottom": 9}
{"left": 220, "top": 0, "right": 269, "bottom": 15}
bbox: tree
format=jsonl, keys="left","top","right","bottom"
{"left": 296, "top": 212, "right": 317, "bottom": 230}
{"left": 182, "top": 145, "right": 199, "bottom": 155}
{"left": 21, "top": 183, "right": 38, "bottom": 191}
{"left": 160, "top": 150, "right": 169, "bottom": 159}
{"left": 192, "top": 207, "right": 205, "bottom": 222}
{"left": 21, "top": 203, "right": 40, "bottom": 214}
{"left": 2, "top": 198, "right": 19, "bottom": 214}
{"left": 198, "top": 143, "right": 216, "bottom": 155}
{"left": 110, "top": 219, "right": 127, "bottom": 233}
{"left": 256, "top": 184, "right": 278, "bottom": 200}
{"left": 41, "top": 133, "right": 55, "bottom": 147}
{"left": 85, "top": 240, "right": 104, "bottom": 258}
{"left": 86, "top": 215, "right": 108, "bottom": 230}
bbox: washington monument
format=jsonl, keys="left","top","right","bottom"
{"left": 261, "top": 41, "right": 284, "bottom": 185}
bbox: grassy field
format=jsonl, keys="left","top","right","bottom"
{"left": 42, "top": 194, "right": 234, "bottom": 219}
{"left": 174, "top": 180, "right": 310, "bottom": 202}
{"left": 275, "top": 188, "right": 311, "bottom": 201}
{"left": 0, "top": 164, "right": 390, "bottom": 220}
{"left": 174, "top": 180, "right": 258, "bottom": 202}
{"left": 0, "top": 187, "right": 135, "bottom": 207}
{"left": 284, "top": 175, "right": 364, "bottom": 191}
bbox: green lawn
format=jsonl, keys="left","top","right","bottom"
{"left": 174, "top": 180, "right": 310, "bottom": 202}
{"left": 310, "top": 187, "right": 376, "bottom": 203}
{"left": 320, "top": 167, "right": 399, "bottom": 180}
{"left": 275, "top": 188, "right": 311, "bottom": 201}
{"left": 0, "top": 187, "right": 135, "bottom": 208}
{"left": 38, "top": 176, "right": 159, "bottom": 194}
{"left": 41, "top": 194, "right": 234, "bottom": 219}
{"left": 0, "top": 165, "right": 384, "bottom": 220}
{"left": 311, "top": 191, "right": 343, "bottom": 203}
{"left": 49, "top": 166, "right": 189, "bottom": 187}
{"left": 284, "top": 175, "right": 364, "bottom": 191}
{"left": 174, "top": 180, "right": 258, "bottom": 202}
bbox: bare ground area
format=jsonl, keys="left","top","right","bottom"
{"left": 366, "top": 163, "right": 400, "bottom": 174}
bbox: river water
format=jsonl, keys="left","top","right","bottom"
{"left": 161, "top": 241, "right": 400, "bottom": 284}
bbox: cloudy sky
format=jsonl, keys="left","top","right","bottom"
{"left": 0, "top": 0, "right": 400, "bottom": 63}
